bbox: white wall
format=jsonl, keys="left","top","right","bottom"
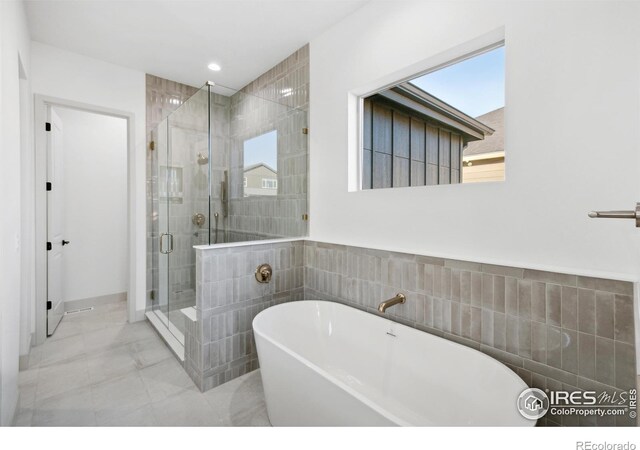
{"left": 309, "top": 1, "right": 640, "bottom": 281}
{"left": 55, "top": 107, "right": 128, "bottom": 303}
{"left": 19, "top": 58, "right": 34, "bottom": 367}
{"left": 0, "top": 0, "right": 31, "bottom": 427}
{"left": 31, "top": 42, "right": 147, "bottom": 318}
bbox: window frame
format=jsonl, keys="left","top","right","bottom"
{"left": 349, "top": 32, "right": 505, "bottom": 192}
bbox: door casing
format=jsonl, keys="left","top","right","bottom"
{"left": 34, "top": 95, "right": 138, "bottom": 345}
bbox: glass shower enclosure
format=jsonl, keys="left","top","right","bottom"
{"left": 149, "top": 82, "right": 308, "bottom": 346}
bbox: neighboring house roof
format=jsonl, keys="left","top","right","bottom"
{"left": 244, "top": 162, "right": 277, "bottom": 174}
{"left": 464, "top": 107, "right": 504, "bottom": 157}
{"left": 378, "top": 82, "right": 495, "bottom": 142}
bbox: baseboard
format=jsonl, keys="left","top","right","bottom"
{"left": 134, "top": 308, "right": 147, "bottom": 322}
{"left": 64, "top": 291, "right": 126, "bottom": 311}
{"left": 3, "top": 390, "right": 18, "bottom": 427}
{"left": 18, "top": 354, "right": 30, "bottom": 372}
{"left": 18, "top": 333, "right": 33, "bottom": 371}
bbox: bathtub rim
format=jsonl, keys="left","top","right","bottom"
{"left": 253, "top": 300, "right": 533, "bottom": 427}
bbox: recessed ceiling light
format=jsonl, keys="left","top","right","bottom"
{"left": 208, "top": 63, "right": 221, "bottom": 71}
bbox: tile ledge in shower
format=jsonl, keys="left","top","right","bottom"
{"left": 181, "top": 306, "right": 197, "bottom": 322}
{"left": 194, "top": 237, "right": 306, "bottom": 251}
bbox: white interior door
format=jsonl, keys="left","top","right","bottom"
{"left": 47, "top": 107, "right": 65, "bottom": 336}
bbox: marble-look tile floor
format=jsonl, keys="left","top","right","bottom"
{"left": 14, "top": 301, "right": 270, "bottom": 426}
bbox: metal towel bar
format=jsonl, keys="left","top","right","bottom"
{"left": 588, "top": 203, "right": 640, "bottom": 227}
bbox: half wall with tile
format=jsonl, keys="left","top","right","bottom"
{"left": 189, "top": 239, "right": 636, "bottom": 427}
{"left": 185, "top": 240, "right": 304, "bottom": 391}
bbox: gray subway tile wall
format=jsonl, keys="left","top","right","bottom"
{"left": 301, "top": 240, "right": 637, "bottom": 427}
{"left": 190, "top": 239, "right": 636, "bottom": 427}
{"left": 227, "top": 44, "right": 309, "bottom": 241}
{"left": 185, "top": 241, "right": 304, "bottom": 392}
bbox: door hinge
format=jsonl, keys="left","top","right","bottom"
{"left": 47, "top": 242, "right": 52, "bottom": 251}
{"left": 46, "top": 301, "right": 52, "bottom": 310}
{"left": 46, "top": 182, "right": 52, "bottom": 191}
{"left": 149, "top": 140, "right": 155, "bottom": 151}
{"left": 45, "top": 122, "right": 51, "bottom": 132}
{"left": 302, "top": 213, "right": 309, "bottom": 221}
{"left": 150, "top": 290, "right": 156, "bottom": 301}
{"left": 302, "top": 127, "right": 309, "bottom": 135}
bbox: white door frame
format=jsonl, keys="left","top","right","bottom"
{"left": 34, "top": 94, "right": 138, "bottom": 345}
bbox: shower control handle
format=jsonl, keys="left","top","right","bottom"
{"left": 255, "top": 264, "right": 272, "bottom": 283}
{"left": 192, "top": 213, "right": 206, "bottom": 228}
{"left": 62, "top": 240, "right": 70, "bottom": 246}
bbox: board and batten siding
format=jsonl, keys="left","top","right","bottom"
{"left": 362, "top": 96, "right": 464, "bottom": 189}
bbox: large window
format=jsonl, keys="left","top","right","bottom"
{"left": 361, "top": 44, "right": 505, "bottom": 189}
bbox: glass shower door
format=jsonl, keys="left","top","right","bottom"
{"left": 157, "top": 86, "right": 209, "bottom": 344}
{"left": 155, "top": 117, "right": 171, "bottom": 329}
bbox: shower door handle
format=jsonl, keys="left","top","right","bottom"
{"left": 160, "top": 233, "right": 168, "bottom": 254}
{"left": 160, "top": 233, "right": 174, "bottom": 254}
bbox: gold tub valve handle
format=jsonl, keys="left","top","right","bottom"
{"left": 255, "top": 264, "right": 272, "bottom": 283}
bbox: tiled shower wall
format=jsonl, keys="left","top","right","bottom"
{"left": 145, "top": 47, "right": 309, "bottom": 311}
{"left": 185, "top": 240, "right": 304, "bottom": 391}
{"left": 191, "top": 239, "right": 637, "bottom": 426}
{"left": 146, "top": 74, "right": 200, "bottom": 135}
{"left": 228, "top": 45, "right": 309, "bottom": 240}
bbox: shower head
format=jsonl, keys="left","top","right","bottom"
{"left": 197, "top": 153, "right": 209, "bottom": 165}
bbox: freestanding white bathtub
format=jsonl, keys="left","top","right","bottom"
{"left": 253, "top": 300, "right": 533, "bottom": 426}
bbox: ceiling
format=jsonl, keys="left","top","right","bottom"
{"left": 25, "top": 0, "right": 367, "bottom": 89}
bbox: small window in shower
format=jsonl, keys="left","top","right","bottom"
{"left": 243, "top": 130, "right": 278, "bottom": 197}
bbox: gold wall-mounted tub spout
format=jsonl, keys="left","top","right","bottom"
{"left": 378, "top": 293, "right": 406, "bottom": 313}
